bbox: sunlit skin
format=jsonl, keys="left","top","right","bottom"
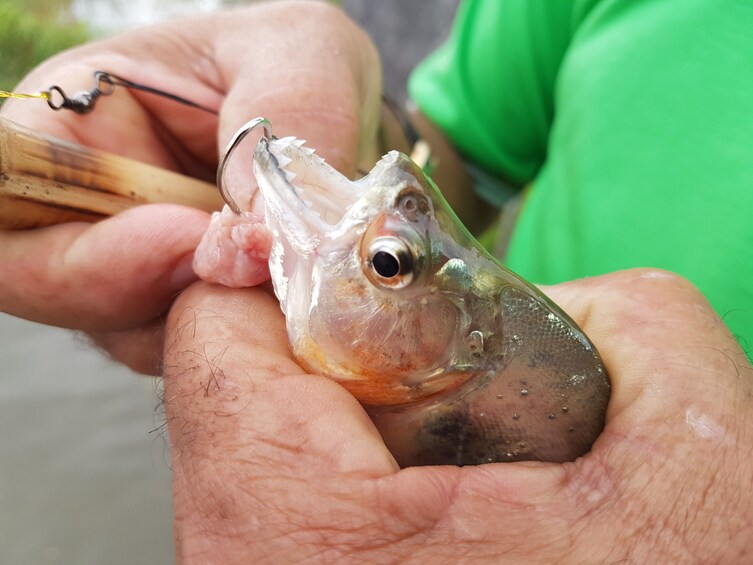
{"left": 2, "top": 2, "right": 752, "bottom": 563}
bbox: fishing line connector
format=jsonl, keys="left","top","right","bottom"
{"left": 42, "top": 70, "right": 219, "bottom": 115}
{"left": 46, "top": 71, "right": 116, "bottom": 114}
{"left": 217, "top": 117, "right": 273, "bottom": 214}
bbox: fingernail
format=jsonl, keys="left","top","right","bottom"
{"left": 170, "top": 253, "right": 199, "bottom": 291}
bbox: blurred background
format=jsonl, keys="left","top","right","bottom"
{"left": 0, "top": 0, "right": 458, "bottom": 563}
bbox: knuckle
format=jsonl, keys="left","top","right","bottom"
{"left": 618, "top": 267, "right": 701, "bottom": 298}
{"left": 605, "top": 268, "right": 715, "bottom": 321}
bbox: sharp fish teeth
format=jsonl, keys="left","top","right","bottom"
{"left": 284, "top": 170, "right": 298, "bottom": 182}
{"left": 302, "top": 147, "right": 316, "bottom": 156}
{"left": 276, "top": 155, "right": 292, "bottom": 168}
{"left": 293, "top": 186, "right": 315, "bottom": 210}
{"left": 297, "top": 190, "right": 315, "bottom": 209}
{"left": 293, "top": 139, "right": 307, "bottom": 147}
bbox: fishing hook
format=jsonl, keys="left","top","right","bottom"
{"left": 216, "top": 117, "right": 273, "bottom": 214}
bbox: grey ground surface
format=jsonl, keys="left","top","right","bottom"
{"left": 0, "top": 1, "right": 458, "bottom": 563}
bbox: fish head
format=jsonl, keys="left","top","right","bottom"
{"left": 253, "top": 137, "right": 485, "bottom": 405}
{"left": 252, "top": 135, "right": 610, "bottom": 465}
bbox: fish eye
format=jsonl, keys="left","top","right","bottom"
{"left": 372, "top": 250, "right": 401, "bottom": 278}
{"left": 366, "top": 237, "right": 415, "bottom": 288}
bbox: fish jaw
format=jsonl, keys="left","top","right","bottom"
{"left": 252, "top": 140, "right": 433, "bottom": 250}
{"left": 251, "top": 136, "right": 363, "bottom": 254}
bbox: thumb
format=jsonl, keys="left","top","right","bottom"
{"left": 162, "top": 283, "right": 397, "bottom": 555}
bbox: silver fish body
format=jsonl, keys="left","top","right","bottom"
{"left": 252, "top": 135, "right": 610, "bottom": 467}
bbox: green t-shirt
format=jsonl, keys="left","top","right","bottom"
{"left": 409, "top": 0, "right": 753, "bottom": 355}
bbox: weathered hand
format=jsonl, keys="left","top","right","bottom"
{"left": 163, "top": 270, "right": 753, "bottom": 564}
{"left": 0, "top": 1, "right": 380, "bottom": 374}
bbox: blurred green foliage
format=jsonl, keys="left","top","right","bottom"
{"left": 0, "top": 0, "right": 90, "bottom": 93}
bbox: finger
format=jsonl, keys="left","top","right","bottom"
{"left": 2, "top": 25, "right": 222, "bottom": 175}
{"left": 214, "top": 1, "right": 383, "bottom": 176}
{"left": 87, "top": 282, "right": 279, "bottom": 376}
{"left": 2, "top": 2, "right": 381, "bottom": 180}
{"left": 0, "top": 204, "right": 209, "bottom": 331}
{"left": 542, "top": 269, "right": 752, "bottom": 423}
{"left": 88, "top": 322, "right": 165, "bottom": 376}
{"left": 162, "top": 282, "right": 398, "bottom": 478}
{"left": 163, "top": 283, "right": 401, "bottom": 561}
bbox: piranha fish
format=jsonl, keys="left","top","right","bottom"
{"left": 198, "top": 125, "right": 611, "bottom": 467}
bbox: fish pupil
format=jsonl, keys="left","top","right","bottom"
{"left": 372, "top": 251, "right": 400, "bottom": 278}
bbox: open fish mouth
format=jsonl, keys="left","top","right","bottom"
{"left": 252, "top": 136, "right": 362, "bottom": 251}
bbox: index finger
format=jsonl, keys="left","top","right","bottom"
{"left": 0, "top": 2, "right": 380, "bottom": 331}
{"left": 2, "top": 2, "right": 381, "bottom": 178}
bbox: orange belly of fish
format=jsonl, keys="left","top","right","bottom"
{"left": 295, "top": 335, "right": 473, "bottom": 406}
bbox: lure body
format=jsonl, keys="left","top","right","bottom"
{"left": 247, "top": 135, "right": 610, "bottom": 466}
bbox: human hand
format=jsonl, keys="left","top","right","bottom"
{"left": 162, "top": 270, "right": 753, "bottom": 564}
{"left": 0, "top": 1, "right": 381, "bottom": 374}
